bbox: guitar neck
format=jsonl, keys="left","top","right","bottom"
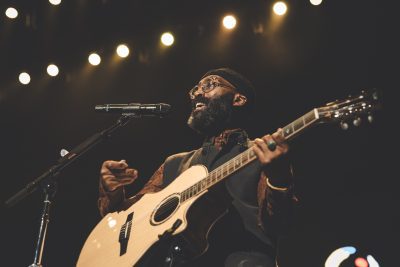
{"left": 180, "top": 108, "right": 320, "bottom": 202}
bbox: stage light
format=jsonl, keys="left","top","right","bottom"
{"left": 310, "top": 0, "right": 323, "bottom": 5}
{"left": 47, "top": 64, "right": 59, "bottom": 77}
{"left": 325, "top": 246, "right": 380, "bottom": 267}
{"left": 222, "top": 15, "right": 237, "bottom": 30}
{"left": 354, "top": 257, "right": 368, "bottom": 267}
{"left": 88, "top": 53, "right": 101, "bottom": 66}
{"left": 367, "top": 255, "right": 379, "bottom": 267}
{"left": 5, "top": 7, "right": 18, "bottom": 19}
{"left": 49, "top": 0, "right": 62, "bottom": 5}
{"left": 116, "top": 44, "right": 130, "bottom": 58}
{"left": 161, "top": 32, "right": 174, "bottom": 46}
{"left": 19, "top": 72, "right": 31, "bottom": 85}
{"left": 273, "top": 1, "right": 287, "bottom": 16}
{"left": 325, "top": 246, "right": 356, "bottom": 267}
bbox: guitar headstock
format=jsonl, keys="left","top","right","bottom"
{"left": 317, "top": 89, "right": 381, "bottom": 130}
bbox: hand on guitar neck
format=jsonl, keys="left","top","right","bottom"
{"left": 253, "top": 128, "right": 292, "bottom": 189}
{"left": 252, "top": 128, "right": 289, "bottom": 166}
{"left": 100, "top": 159, "right": 139, "bottom": 192}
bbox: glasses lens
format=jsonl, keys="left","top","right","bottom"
{"left": 189, "top": 86, "right": 198, "bottom": 98}
{"left": 203, "top": 80, "right": 215, "bottom": 93}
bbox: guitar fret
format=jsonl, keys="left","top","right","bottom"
{"left": 186, "top": 188, "right": 190, "bottom": 199}
{"left": 212, "top": 172, "right": 216, "bottom": 183}
{"left": 304, "top": 110, "right": 316, "bottom": 124}
{"left": 235, "top": 158, "right": 241, "bottom": 168}
{"left": 185, "top": 190, "right": 189, "bottom": 201}
{"left": 228, "top": 162, "right": 234, "bottom": 173}
{"left": 248, "top": 149, "right": 255, "bottom": 158}
{"left": 222, "top": 165, "right": 227, "bottom": 176}
{"left": 193, "top": 184, "right": 198, "bottom": 195}
{"left": 242, "top": 153, "right": 248, "bottom": 164}
{"left": 193, "top": 184, "right": 197, "bottom": 195}
{"left": 196, "top": 182, "right": 201, "bottom": 193}
{"left": 283, "top": 125, "right": 293, "bottom": 138}
{"left": 190, "top": 186, "right": 194, "bottom": 197}
{"left": 293, "top": 117, "right": 304, "bottom": 131}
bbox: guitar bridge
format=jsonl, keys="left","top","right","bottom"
{"left": 118, "top": 212, "right": 134, "bottom": 256}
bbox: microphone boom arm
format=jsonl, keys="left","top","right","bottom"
{"left": 5, "top": 114, "right": 133, "bottom": 207}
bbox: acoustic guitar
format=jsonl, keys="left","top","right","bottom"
{"left": 77, "top": 90, "right": 380, "bottom": 266}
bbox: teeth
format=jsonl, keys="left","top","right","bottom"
{"left": 196, "top": 103, "right": 205, "bottom": 108}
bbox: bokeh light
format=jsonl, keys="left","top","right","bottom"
{"left": 161, "top": 32, "right": 174, "bottom": 46}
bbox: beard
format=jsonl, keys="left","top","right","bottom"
{"left": 187, "top": 93, "right": 234, "bottom": 136}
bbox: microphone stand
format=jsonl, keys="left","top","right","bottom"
{"left": 5, "top": 114, "right": 142, "bottom": 267}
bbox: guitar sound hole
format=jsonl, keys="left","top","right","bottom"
{"left": 153, "top": 196, "right": 180, "bottom": 223}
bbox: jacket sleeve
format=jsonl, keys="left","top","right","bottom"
{"left": 98, "top": 164, "right": 165, "bottom": 217}
{"left": 257, "top": 158, "right": 297, "bottom": 237}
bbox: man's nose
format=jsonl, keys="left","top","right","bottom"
{"left": 193, "top": 88, "right": 204, "bottom": 98}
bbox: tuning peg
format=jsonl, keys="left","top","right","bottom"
{"left": 340, "top": 121, "right": 349, "bottom": 130}
{"left": 60, "top": 149, "right": 69, "bottom": 157}
{"left": 353, "top": 117, "right": 361, "bottom": 127}
{"left": 368, "top": 114, "right": 374, "bottom": 123}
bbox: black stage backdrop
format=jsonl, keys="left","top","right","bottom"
{"left": 0, "top": 0, "right": 396, "bottom": 266}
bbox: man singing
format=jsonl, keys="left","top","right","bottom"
{"left": 98, "top": 67, "right": 296, "bottom": 267}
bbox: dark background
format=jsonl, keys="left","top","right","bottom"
{"left": 0, "top": 0, "right": 396, "bottom": 266}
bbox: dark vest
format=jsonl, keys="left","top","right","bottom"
{"left": 162, "top": 130, "right": 276, "bottom": 253}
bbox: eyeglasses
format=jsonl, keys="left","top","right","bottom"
{"left": 188, "top": 79, "right": 234, "bottom": 99}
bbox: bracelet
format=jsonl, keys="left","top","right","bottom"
{"left": 266, "top": 177, "right": 289, "bottom": 191}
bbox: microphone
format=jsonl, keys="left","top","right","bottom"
{"left": 95, "top": 103, "right": 171, "bottom": 116}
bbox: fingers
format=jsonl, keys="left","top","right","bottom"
{"left": 265, "top": 129, "right": 289, "bottom": 153}
{"left": 272, "top": 128, "right": 285, "bottom": 143}
{"left": 103, "top": 159, "right": 128, "bottom": 170}
{"left": 100, "top": 159, "right": 139, "bottom": 191}
{"left": 252, "top": 129, "right": 289, "bottom": 165}
{"left": 253, "top": 143, "right": 270, "bottom": 164}
{"left": 101, "top": 160, "right": 129, "bottom": 175}
{"left": 102, "top": 168, "right": 138, "bottom": 179}
{"left": 104, "top": 177, "right": 136, "bottom": 192}
{"left": 254, "top": 137, "right": 269, "bottom": 152}
{"left": 102, "top": 173, "right": 137, "bottom": 183}
{"left": 253, "top": 137, "right": 276, "bottom": 164}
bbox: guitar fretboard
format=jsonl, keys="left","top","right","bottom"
{"left": 180, "top": 108, "right": 319, "bottom": 202}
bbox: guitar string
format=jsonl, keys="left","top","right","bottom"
{"left": 153, "top": 149, "right": 255, "bottom": 217}
{"left": 156, "top": 104, "right": 368, "bottom": 214}
{"left": 152, "top": 118, "right": 308, "bottom": 217}
{"left": 155, "top": 113, "right": 314, "bottom": 216}
{"left": 153, "top": 116, "right": 314, "bottom": 217}
{"left": 116, "top": 111, "right": 319, "bottom": 236}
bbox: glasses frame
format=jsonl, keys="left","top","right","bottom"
{"left": 189, "top": 78, "right": 234, "bottom": 99}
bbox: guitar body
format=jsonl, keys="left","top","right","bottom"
{"left": 77, "top": 164, "right": 226, "bottom": 267}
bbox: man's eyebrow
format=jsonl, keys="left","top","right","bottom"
{"left": 199, "top": 76, "right": 219, "bottom": 83}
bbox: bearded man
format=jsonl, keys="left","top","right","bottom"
{"left": 98, "top": 68, "right": 295, "bottom": 267}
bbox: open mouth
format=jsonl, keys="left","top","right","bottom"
{"left": 194, "top": 102, "right": 206, "bottom": 111}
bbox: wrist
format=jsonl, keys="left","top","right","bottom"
{"left": 265, "top": 177, "right": 289, "bottom": 191}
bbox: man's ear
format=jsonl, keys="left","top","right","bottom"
{"left": 232, "top": 93, "right": 247, "bottom": 107}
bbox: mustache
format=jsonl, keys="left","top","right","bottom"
{"left": 191, "top": 95, "right": 209, "bottom": 109}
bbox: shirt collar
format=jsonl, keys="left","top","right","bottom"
{"left": 203, "top": 129, "right": 248, "bottom": 150}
